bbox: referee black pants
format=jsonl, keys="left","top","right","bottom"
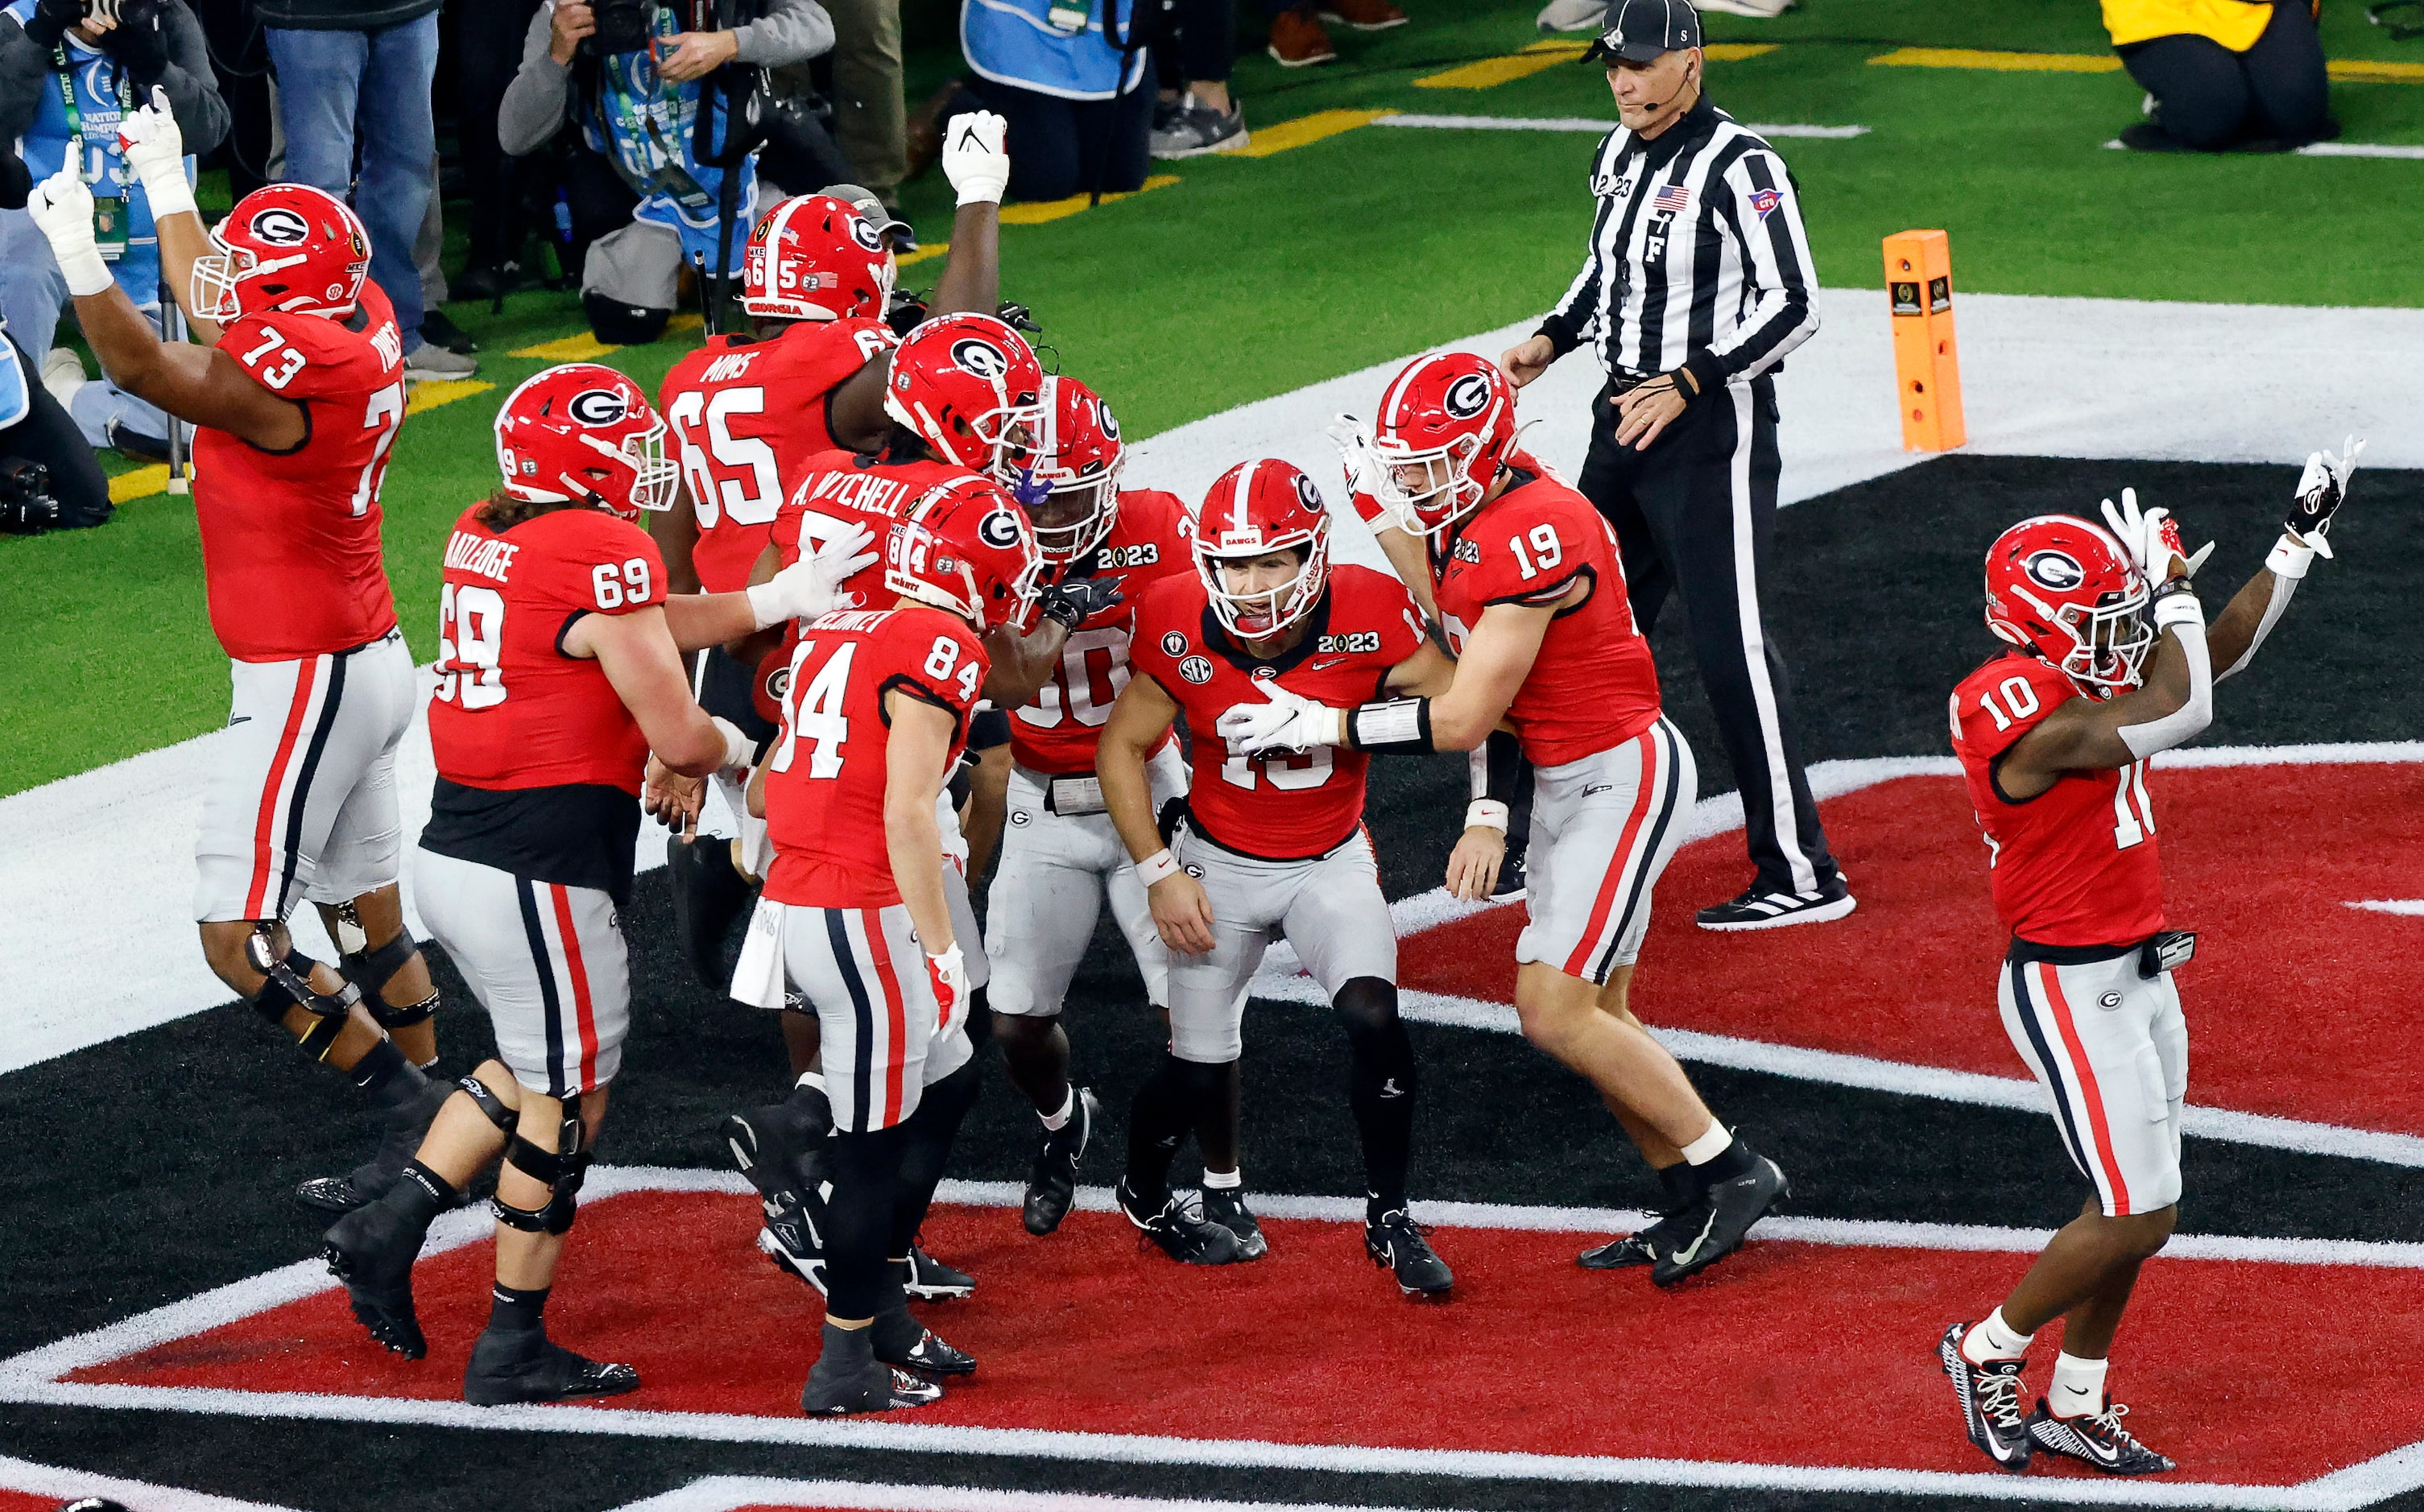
{"left": 1577, "top": 374, "right": 1838, "bottom": 899}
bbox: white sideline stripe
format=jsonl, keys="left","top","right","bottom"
{"left": 0, "top": 1452, "right": 308, "bottom": 1511}
{"left": 2349, "top": 900, "right": 2424, "bottom": 917}
{"left": 1375, "top": 112, "right": 1872, "bottom": 138}
{"left": 2297, "top": 142, "right": 2424, "bottom": 160}
{"left": 603, "top": 1476, "right": 1471, "bottom": 1512}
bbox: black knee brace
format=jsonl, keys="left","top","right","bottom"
{"left": 341, "top": 922, "right": 436, "bottom": 1031}
{"left": 247, "top": 932, "right": 360, "bottom": 1061}
{"left": 456, "top": 1075, "right": 519, "bottom": 1136}
{"left": 492, "top": 1093, "right": 587, "bottom": 1236}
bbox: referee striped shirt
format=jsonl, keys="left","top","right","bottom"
{"left": 1536, "top": 96, "right": 1820, "bottom": 390}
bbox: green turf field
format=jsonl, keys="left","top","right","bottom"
{"left": 5, "top": 0, "right": 2420, "bottom": 798}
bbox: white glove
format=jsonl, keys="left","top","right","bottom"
{"left": 745, "top": 523, "right": 877, "bottom": 629}
{"left": 28, "top": 165, "right": 112, "bottom": 298}
{"left": 925, "top": 943, "right": 969, "bottom": 1031}
{"left": 2097, "top": 487, "right": 2200, "bottom": 582}
{"left": 1325, "top": 414, "right": 1400, "bottom": 534}
{"left": 941, "top": 110, "right": 1011, "bottom": 208}
{"left": 1215, "top": 683, "right": 1346, "bottom": 755}
{"left": 117, "top": 86, "right": 195, "bottom": 221}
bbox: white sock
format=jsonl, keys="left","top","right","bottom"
{"left": 793, "top": 1069, "right": 825, "bottom": 1096}
{"left": 2049, "top": 1352, "right": 2108, "bottom": 1418}
{"left": 1201, "top": 1167, "right": 1242, "bottom": 1190}
{"left": 1039, "top": 1088, "right": 1074, "bottom": 1131}
{"left": 1678, "top": 1122, "right": 1734, "bottom": 1166}
{"left": 1962, "top": 1307, "right": 2035, "bottom": 1365}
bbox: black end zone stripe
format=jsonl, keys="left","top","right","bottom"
{"left": 826, "top": 909, "right": 876, "bottom": 1132}
{"left": 275, "top": 654, "right": 345, "bottom": 918}
{"left": 2007, "top": 957, "right": 2094, "bottom": 1183}
{"left": 1590, "top": 719, "right": 1683, "bottom": 982}
{"left": 518, "top": 877, "right": 568, "bottom": 1099}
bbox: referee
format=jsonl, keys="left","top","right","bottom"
{"left": 1500, "top": 0, "right": 1851, "bottom": 932}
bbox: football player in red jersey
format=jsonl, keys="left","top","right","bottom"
{"left": 753, "top": 481, "right": 1044, "bottom": 1415}
{"left": 1938, "top": 451, "right": 2361, "bottom": 1478}
{"left": 1228, "top": 353, "right": 1788, "bottom": 1287}
{"left": 316, "top": 365, "right": 865, "bottom": 1404}
{"left": 1098, "top": 459, "right": 1455, "bottom": 1295}
{"left": 981, "top": 375, "right": 1200, "bottom": 1238}
{"left": 26, "top": 109, "right": 458, "bottom": 1214}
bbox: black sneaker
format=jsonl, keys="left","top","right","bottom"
{"left": 879, "top": 1321, "right": 976, "bottom": 1378}
{"left": 1117, "top": 1179, "right": 1243, "bottom": 1265}
{"left": 321, "top": 1200, "right": 431, "bottom": 1359}
{"left": 1695, "top": 875, "right": 1855, "bottom": 932}
{"left": 296, "top": 1072, "right": 457, "bottom": 1216}
{"left": 461, "top": 1328, "right": 638, "bottom": 1406}
{"left": 756, "top": 1191, "right": 829, "bottom": 1295}
{"left": 1366, "top": 1207, "right": 1453, "bottom": 1296}
{"left": 2028, "top": 1399, "right": 2175, "bottom": 1474}
{"left": 416, "top": 308, "right": 478, "bottom": 356}
{"left": 452, "top": 260, "right": 521, "bottom": 303}
{"left": 1024, "top": 1087, "right": 1098, "bottom": 1236}
{"left": 1650, "top": 1152, "right": 1787, "bottom": 1287}
{"left": 903, "top": 1241, "right": 974, "bottom": 1300}
{"left": 800, "top": 1359, "right": 944, "bottom": 1415}
{"left": 1938, "top": 1323, "right": 2033, "bottom": 1473}
{"left": 1199, "top": 1185, "right": 1268, "bottom": 1259}
{"left": 1578, "top": 1201, "right": 1710, "bottom": 1270}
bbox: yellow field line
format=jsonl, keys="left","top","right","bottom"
{"left": 508, "top": 312, "right": 705, "bottom": 361}
{"left": 899, "top": 241, "right": 949, "bottom": 267}
{"left": 2330, "top": 58, "right": 2424, "bottom": 83}
{"left": 998, "top": 174, "right": 1182, "bottom": 224}
{"left": 1418, "top": 39, "right": 1772, "bottom": 89}
{"left": 1869, "top": 47, "right": 2122, "bottom": 72}
{"left": 107, "top": 464, "right": 170, "bottom": 504}
{"left": 405, "top": 378, "right": 494, "bottom": 415}
{"left": 1231, "top": 109, "right": 1400, "bottom": 157}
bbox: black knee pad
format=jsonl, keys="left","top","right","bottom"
{"left": 341, "top": 924, "right": 435, "bottom": 1030}
{"left": 582, "top": 290, "right": 672, "bottom": 345}
{"left": 456, "top": 1075, "right": 519, "bottom": 1135}
{"left": 1334, "top": 977, "right": 1405, "bottom": 1039}
{"left": 496, "top": 1096, "right": 587, "bottom": 1234}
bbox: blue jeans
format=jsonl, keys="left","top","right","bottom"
{"left": 266, "top": 15, "right": 439, "bottom": 352}
{"left": 0, "top": 207, "right": 172, "bottom": 448}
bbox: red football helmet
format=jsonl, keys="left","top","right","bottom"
{"left": 1004, "top": 375, "right": 1126, "bottom": 567}
{"left": 1983, "top": 514, "right": 2153, "bottom": 696}
{"left": 1368, "top": 350, "right": 1518, "bottom": 536}
{"left": 1194, "top": 459, "right": 1331, "bottom": 640}
{"left": 887, "top": 474, "right": 1044, "bottom": 633}
{"left": 741, "top": 193, "right": 896, "bottom": 323}
{"left": 494, "top": 363, "right": 680, "bottom": 520}
{"left": 884, "top": 312, "right": 1044, "bottom": 472}
{"left": 192, "top": 184, "right": 371, "bottom": 322}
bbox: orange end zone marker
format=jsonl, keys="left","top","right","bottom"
{"left": 1883, "top": 229, "right": 1966, "bottom": 452}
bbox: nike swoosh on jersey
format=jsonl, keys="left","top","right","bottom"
{"left": 1309, "top": 656, "right": 1351, "bottom": 670}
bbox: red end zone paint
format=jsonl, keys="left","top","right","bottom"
{"left": 65, "top": 1192, "right": 2424, "bottom": 1486}
{"left": 0, "top": 1493, "right": 72, "bottom": 1512}
{"left": 1401, "top": 766, "right": 2424, "bottom": 1134}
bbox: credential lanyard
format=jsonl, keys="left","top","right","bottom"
{"left": 52, "top": 43, "right": 136, "bottom": 192}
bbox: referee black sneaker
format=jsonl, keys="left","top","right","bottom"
{"left": 1578, "top": 1200, "right": 1710, "bottom": 1270}
{"left": 2026, "top": 1399, "right": 2176, "bottom": 1475}
{"left": 1024, "top": 1087, "right": 1098, "bottom": 1236}
{"left": 1117, "top": 1179, "right": 1243, "bottom": 1265}
{"left": 1200, "top": 1184, "right": 1268, "bottom": 1259}
{"left": 1650, "top": 1149, "right": 1787, "bottom": 1287}
{"left": 1938, "top": 1322, "right": 2033, "bottom": 1473}
{"left": 1366, "top": 1206, "right": 1454, "bottom": 1296}
{"left": 1695, "top": 874, "right": 1855, "bottom": 932}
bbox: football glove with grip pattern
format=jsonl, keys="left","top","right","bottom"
{"left": 1217, "top": 682, "right": 1345, "bottom": 755}
{"left": 2286, "top": 436, "right": 2364, "bottom": 559}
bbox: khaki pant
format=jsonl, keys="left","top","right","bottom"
{"left": 824, "top": 0, "right": 906, "bottom": 202}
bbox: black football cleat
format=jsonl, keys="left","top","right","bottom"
{"left": 1938, "top": 1322, "right": 2033, "bottom": 1473}
{"left": 2027, "top": 1399, "right": 2177, "bottom": 1475}
{"left": 1366, "top": 1207, "right": 1453, "bottom": 1297}
{"left": 1695, "top": 875, "right": 1856, "bottom": 932}
{"left": 756, "top": 1194, "right": 829, "bottom": 1296}
{"left": 1023, "top": 1087, "right": 1098, "bottom": 1235}
{"left": 801, "top": 1360, "right": 945, "bottom": 1415}
{"left": 1650, "top": 1151, "right": 1788, "bottom": 1287}
{"left": 295, "top": 1072, "right": 456, "bottom": 1216}
{"left": 1578, "top": 1201, "right": 1710, "bottom": 1270}
{"left": 668, "top": 829, "right": 754, "bottom": 985}
{"left": 903, "top": 1241, "right": 974, "bottom": 1300}
{"left": 321, "top": 1200, "right": 430, "bottom": 1359}
{"left": 878, "top": 1322, "right": 977, "bottom": 1378}
{"left": 462, "top": 1327, "right": 639, "bottom": 1406}
{"left": 1117, "top": 1179, "right": 1243, "bottom": 1265}
{"left": 1200, "top": 1186, "right": 1268, "bottom": 1259}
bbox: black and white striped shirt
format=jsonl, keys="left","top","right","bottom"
{"left": 1537, "top": 96, "right": 1819, "bottom": 390}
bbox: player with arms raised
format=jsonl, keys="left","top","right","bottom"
{"left": 757, "top": 482, "right": 1044, "bottom": 1414}
{"left": 1098, "top": 459, "right": 1454, "bottom": 1295}
{"left": 1226, "top": 353, "right": 1787, "bottom": 1286}
{"left": 983, "top": 374, "right": 1199, "bottom": 1238}
{"left": 1937, "top": 449, "right": 2361, "bottom": 1477}
{"left": 23, "top": 98, "right": 454, "bottom": 1214}
{"left": 317, "top": 365, "right": 864, "bottom": 1403}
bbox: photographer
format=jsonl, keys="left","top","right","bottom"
{"left": 0, "top": 152, "right": 110, "bottom": 534}
{"left": 0, "top": 0, "right": 222, "bottom": 458}
{"left": 500, "top": 0, "right": 835, "bottom": 345}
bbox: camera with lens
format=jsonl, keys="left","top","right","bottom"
{"left": 583, "top": 0, "right": 656, "bottom": 57}
{"left": 0, "top": 457, "right": 62, "bottom": 535}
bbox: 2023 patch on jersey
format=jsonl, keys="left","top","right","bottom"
{"left": 1128, "top": 564, "right": 1425, "bottom": 861}
{"left": 658, "top": 316, "right": 896, "bottom": 593}
{"left": 1009, "top": 488, "right": 1195, "bottom": 777}
{"left": 1950, "top": 651, "right": 2166, "bottom": 948}
{"left": 191, "top": 283, "right": 407, "bottom": 661}
{"left": 761, "top": 607, "right": 991, "bottom": 908}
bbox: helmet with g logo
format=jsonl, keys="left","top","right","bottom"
{"left": 886, "top": 473, "right": 1044, "bottom": 632}
{"left": 1983, "top": 514, "right": 2152, "bottom": 696}
{"left": 494, "top": 363, "right": 679, "bottom": 520}
{"left": 1368, "top": 350, "right": 1518, "bottom": 537}
{"left": 1003, "top": 374, "right": 1127, "bottom": 568}
{"left": 741, "top": 194, "right": 897, "bottom": 324}
{"left": 1193, "top": 458, "right": 1332, "bottom": 640}
{"left": 192, "top": 183, "right": 371, "bottom": 322}
{"left": 883, "top": 312, "right": 1044, "bottom": 472}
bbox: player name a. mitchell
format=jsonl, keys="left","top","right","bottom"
{"left": 797, "top": 469, "right": 915, "bottom": 514}
{"left": 443, "top": 531, "right": 522, "bottom": 582}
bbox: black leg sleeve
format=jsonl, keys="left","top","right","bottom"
{"left": 1128, "top": 1052, "right": 1229, "bottom": 1200}
{"left": 1636, "top": 380, "right": 1835, "bottom": 896}
{"left": 821, "top": 1123, "right": 907, "bottom": 1320}
{"left": 888, "top": 1059, "right": 981, "bottom": 1256}
{"left": 1334, "top": 977, "right": 1416, "bottom": 1212}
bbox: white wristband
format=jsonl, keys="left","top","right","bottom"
{"left": 744, "top": 579, "right": 784, "bottom": 631}
{"left": 1465, "top": 799, "right": 1509, "bottom": 832}
{"left": 1133, "top": 849, "right": 1181, "bottom": 886}
{"left": 712, "top": 716, "right": 754, "bottom": 771}
{"left": 2265, "top": 533, "right": 2314, "bottom": 580}
{"left": 2149, "top": 583, "right": 2203, "bottom": 632}
{"left": 57, "top": 246, "right": 113, "bottom": 299}
{"left": 141, "top": 171, "right": 197, "bottom": 224}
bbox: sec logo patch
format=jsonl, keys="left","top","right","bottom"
{"left": 1179, "top": 655, "right": 1214, "bottom": 684}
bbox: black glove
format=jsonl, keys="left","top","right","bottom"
{"left": 2285, "top": 439, "right": 2363, "bottom": 551}
{"left": 1039, "top": 573, "right": 1122, "bottom": 631}
{"left": 0, "top": 152, "right": 29, "bottom": 212}
{"left": 98, "top": 0, "right": 170, "bottom": 83}
{"left": 23, "top": 0, "right": 85, "bottom": 49}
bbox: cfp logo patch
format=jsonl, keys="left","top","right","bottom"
{"left": 568, "top": 388, "right": 631, "bottom": 426}
{"left": 1160, "top": 630, "right": 1189, "bottom": 656}
{"left": 1178, "top": 655, "right": 1214, "bottom": 685}
{"left": 1442, "top": 372, "right": 1492, "bottom": 419}
{"left": 1453, "top": 538, "right": 1482, "bottom": 564}
{"left": 978, "top": 509, "right": 1024, "bottom": 548}
{"left": 952, "top": 338, "right": 1010, "bottom": 380}
{"left": 248, "top": 206, "right": 312, "bottom": 246}
{"left": 2024, "top": 550, "right": 2086, "bottom": 592}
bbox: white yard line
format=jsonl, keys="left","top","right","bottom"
{"left": 1376, "top": 112, "right": 1870, "bottom": 138}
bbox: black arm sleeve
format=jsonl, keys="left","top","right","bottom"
{"left": 1470, "top": 729, "right": 1526, "bottom": 803}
